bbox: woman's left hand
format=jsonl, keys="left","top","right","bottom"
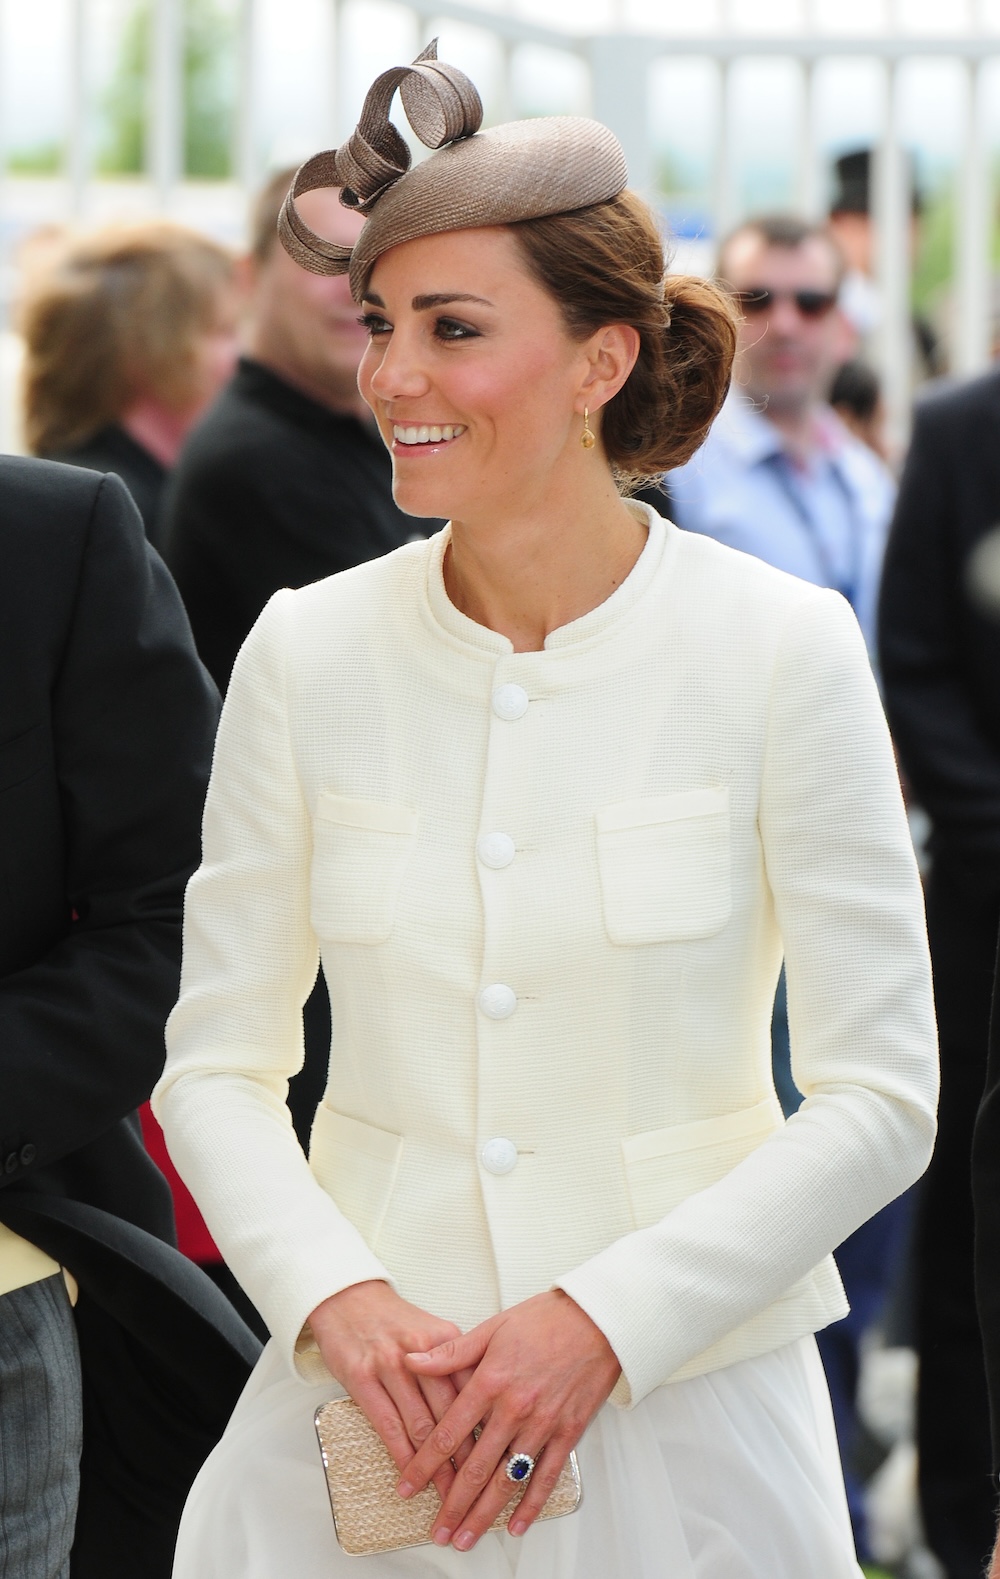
{"left": 398, "top": 1289, "right": 621, "bottom": 1551}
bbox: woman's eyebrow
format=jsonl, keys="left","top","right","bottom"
{"left": 361, "top": 291, "right": 494, "bottom": 311}
{"left": 411, "top": 292, "right": 493, "bottom": 310}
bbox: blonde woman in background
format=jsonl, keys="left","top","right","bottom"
{"left": 18, "top": 222, "right": 239, "bottom": 545}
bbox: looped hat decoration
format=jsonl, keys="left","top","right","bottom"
{"left": 278, "top": 39, "right": 629, "bottom": 301}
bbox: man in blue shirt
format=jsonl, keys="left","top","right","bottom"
{"left": 669, "top": 213, "right": 893, "bottom": 657}
{"left": 669, "top": 213, "right": 901, "bottom": 1565}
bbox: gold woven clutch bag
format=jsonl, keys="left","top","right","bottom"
{"left": 315, "top": 1397, "right": 582, "bottom": 1556}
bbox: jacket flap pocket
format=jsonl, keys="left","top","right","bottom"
{"left": 315, "top": 794, "right": 418, "bottom": 836}
{"left": 596, "top": 787, "right": 729, "bottom": 834}
{"left": 308, "top": 1106, "right": 404, "bottom": 1251}
{"left": 622, "top": 1097, "right": 783, "bottom": 1165}
{"left": 311, "top": 795, "right": 419, "bottom": 943}
{"left": 595, "top": 787, "right": 731, "bottom": 945}
{"left": 315, "top": 1107, "right": 405, "bottom": 1165}
{"left": 621, "top": 1097, "right": 783, "bottom": 1229}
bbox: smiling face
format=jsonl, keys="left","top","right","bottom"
{"left": 357, "top": 226, "right": 611, "bottom": 523}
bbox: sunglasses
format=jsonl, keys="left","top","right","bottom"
{"left": 734, "top": 287, "right": 838, "bottom": 319}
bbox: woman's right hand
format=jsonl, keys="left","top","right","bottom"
{"left": 308, "top": 1280, "right": 475, "bottom": 1501}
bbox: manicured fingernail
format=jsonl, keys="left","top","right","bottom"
{"left": 433, "top": 1529, "right": 452, "bottom": 1547}
{"left": 406, "top": 1351, "right": 429, "bottom": 1360}
{"left": 510, "top": 1519, "right": 528, "bottom": 1537}
{"left": 454, "top": 1530, "right": 475, "bottom": 1551}
{"left": 397, "top": 1481, "right": 414, "bottom": 1499}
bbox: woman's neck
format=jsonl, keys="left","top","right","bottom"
{"left": 443, "top": 472, "right": 647, "bottom": 653}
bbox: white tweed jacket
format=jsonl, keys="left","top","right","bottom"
{"left": 154, "top": 505, "right": 938, "bottom": 1408}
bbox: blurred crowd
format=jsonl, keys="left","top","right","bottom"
{"left": 2, "top": 139, "right": 999, "bottom": 1579}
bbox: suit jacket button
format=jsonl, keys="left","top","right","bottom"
{"left": 4, "top": 1151, "right": 19, "bottom": 1174}
{"left": 491, "top": 684, "right": 529, "bottom": 721}
{"left": 481, "top": 1138, "right": 518, "bottom": 1175}
{"left": 19, "top": 1144, "right": 36, "bottom": 1167}
{"left": 478, "top": 983, "right": 517, "bottom": 1020}
{"left": 477, "top": 832, "right": 516, "bottom": 869}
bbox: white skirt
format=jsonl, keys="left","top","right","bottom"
{"left": 172, "top": 1336, "right": 862, "bottom": 1578}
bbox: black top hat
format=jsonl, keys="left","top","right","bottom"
{"left": 830, "top": 150, "right": 871, "bottom": 214}
{"left": 829, "top": 147, "right": 923, "bottom": 217}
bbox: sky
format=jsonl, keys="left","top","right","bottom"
{"left": 2, "top": 0, "right": 1000, "bottom": 206}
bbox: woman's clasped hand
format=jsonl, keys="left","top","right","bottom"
{"left": 308, "top": 1281, "right": 476, "bottom": 1505}
{"left": 308, "top": 1282, "right": 622, "bottom": 1552}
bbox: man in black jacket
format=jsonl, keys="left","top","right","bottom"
{"left": 161, "top": 171, "right": 440, "bottom": 1146}
{"left": 879, "top": 368, "right": 1000, "bottom": 1579}
{"left": 0, "top": 458, "right": 259, "bottom": 1579}
{"left": 161, "top": 169, "right": 429, "bottom": 693}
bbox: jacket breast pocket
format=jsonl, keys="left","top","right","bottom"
{"left": 622, "top": 1097, "right": 784, "bottom": 1229}
{"left": 595, "top": 787, "right": 732, "bottom": 944}
{"left": 310, "top": 794, "right": 418, "bottom": 944}
{"left": 308, "top": 1106, "right": 403, "bottom": 1251}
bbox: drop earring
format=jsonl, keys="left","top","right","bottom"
{"left": 581, "top": 407, "right": 596, "bottom": 449}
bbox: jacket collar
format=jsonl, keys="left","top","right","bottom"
{"left": 422, "top": 502, "right": 669, "bottom": 657}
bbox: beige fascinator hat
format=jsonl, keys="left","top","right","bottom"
{"left": 278, "top": 40, "right": 629, "bottom": 301}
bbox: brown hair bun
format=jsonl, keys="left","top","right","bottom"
{"left": 513, "top": 190, "right": 738, "bottom": 489}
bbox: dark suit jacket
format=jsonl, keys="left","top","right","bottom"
{"left": 879, "top": 368, "right": 1000, "bottom": 862}
{"left": 0, "top": 458, "right": 259, "bottom": 1575}
{"left": 161, "top": 357, "right": 433, "bottom": 690}
{"left": 877, "top": 371, "right": 1000, "bottom": 1474}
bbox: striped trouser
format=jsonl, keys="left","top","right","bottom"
{"left": 0, "top": 1274, "right": 82, "bottom": 1579}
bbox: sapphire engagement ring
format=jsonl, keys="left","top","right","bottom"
{"left": 504, "top": 1453, "right": 535, "bottom": 1484}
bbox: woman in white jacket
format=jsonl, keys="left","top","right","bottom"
{"left": 154, "top": 45, "right": 938, "bottom": 1579}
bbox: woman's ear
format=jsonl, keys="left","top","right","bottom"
{"left": 578, "top": 323, "right": 641, "bottom": 414}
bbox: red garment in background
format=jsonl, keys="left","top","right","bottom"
{"left": 140, "top": 1102, "right": 220, "bottom": 1264}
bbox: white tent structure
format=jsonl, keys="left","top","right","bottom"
{"left": 2, "top": 0, "right": 999, "bottom": 447}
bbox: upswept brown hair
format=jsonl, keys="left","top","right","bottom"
{"left": 19, "top": 222, "right": 235, "bottom": 455}
{"left": 513, "top": 190, "right": 737, "bottom": 488}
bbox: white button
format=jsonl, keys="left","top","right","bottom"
{"left": 478, "top": 983, "right": 517, "bottom": 1019}
{"left": 477, "top": 832, "right": 515, "bottom": 869}
{"left": 481, "top": 1137, "right": 518, "bottom": 1175}
{"left": 492, "top": 684, "right": 529, "bottom": 721}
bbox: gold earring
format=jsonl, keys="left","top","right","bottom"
{"left": 581, "top": 407, "right": 596, "bottom": 449}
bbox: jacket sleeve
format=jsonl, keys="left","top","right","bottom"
{"left": 153, "top": 591, "right": 394, "bottom": 1380}
{"left": 558, "top": 589, "right": 939, "bottom": 1407}
{"left": 0, "top": 474, "right": 219, "bottom": 1181}
{"left": 879, "top": 402, "right": 1000, "bottom": 841}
